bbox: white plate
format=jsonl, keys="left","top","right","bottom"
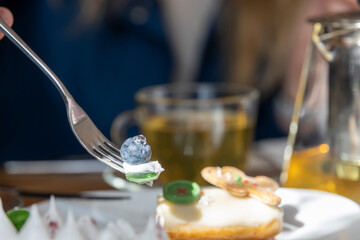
{"left": 37, "top": 188, "right": 360, "bottom": 240}
{"left": 276, "top": 188, "right": 360, "bottom": 240}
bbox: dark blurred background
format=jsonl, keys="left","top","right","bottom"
{"left": 0, "top": 0, "right": 356, "bottom": 161}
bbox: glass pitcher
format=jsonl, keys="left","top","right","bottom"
{"left": 282, "top": 11, "right": 360, "bottom": 203}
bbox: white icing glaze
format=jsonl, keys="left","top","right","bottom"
{"left": 77, "top": 216, "right": 98, "bottom": 240}
{"left": 0, "top": 199, "right": 18, "bottom": 239}
{"left": 114, "top": 219, "right": 136, "bottom": 238}
{"left": 54, "top": 211, "right": 85, "bottom": 240}
{"left": 123, "top": 161, "right": 164, "bottom": 174}
{"left": 198, "top": 195, "right": 213, "bottom": 206}
{"left": 157, "top": 187, "right": 282, "bottom": 228}
{"left": 97, "top": 219, "right": 137, "bottom": 240}
{"left": 97, "top": 222, "right": 122, "bottom": 240}
{"left": 43, "top": 195, "right": 63, "bottom": 238}
{"left": 19, "top": 205, "right": 50, "bottom": 240}
{"left": 137, "top": 218, "right": 169, "bottom": 240}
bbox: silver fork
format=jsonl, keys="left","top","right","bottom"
{"left": 0, "top": 18, "right": 125, "bottom": 173}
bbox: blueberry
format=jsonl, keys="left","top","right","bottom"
{"left": 120, "top": 135, "right": 152, "bottom": 165}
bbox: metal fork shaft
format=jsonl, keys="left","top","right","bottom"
{"left": 0, "top": 18, "right": 124, "bottom": 172}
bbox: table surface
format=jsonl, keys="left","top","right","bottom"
{"left": 0, "top": 169, "right": 114, "bottom": 206}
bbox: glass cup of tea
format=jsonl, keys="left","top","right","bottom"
{"left": 110, "top": 82, "right": 259, "bottom": 185}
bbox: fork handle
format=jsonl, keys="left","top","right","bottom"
{"left": 0, "top": 18, "right": 72, "bottom": 103}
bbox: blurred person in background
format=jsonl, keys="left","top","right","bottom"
{"left": 221, "top": 0, "right": 359, "bottom": 140}
{"left": 0, "top": 0, "right": 357, "bottom": 161}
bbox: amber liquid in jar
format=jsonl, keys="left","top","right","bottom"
{"left": 284, "top": 144, "right": 360, "bottom": 204}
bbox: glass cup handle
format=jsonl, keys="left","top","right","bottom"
{"left": 110, "top": 110, "right": 137, "bottom": 146}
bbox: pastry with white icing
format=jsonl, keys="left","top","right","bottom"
{"left": 156, "top": 166, "right": 283, "bottom": 240}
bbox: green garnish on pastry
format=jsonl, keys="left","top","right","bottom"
{"left": 6, "top": 208, "right": 29, "bottom": 231}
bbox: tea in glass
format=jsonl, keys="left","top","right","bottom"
{"left": 142, "top": 111, "right": 254, "bottom": 184}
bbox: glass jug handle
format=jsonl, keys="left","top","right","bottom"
{"left": 312, "top": 22, "right": 356, "bottom": 62}
{"left": 280, "top": 41, "right": 313, "bottom": 185}
{"left": 312, "top": 23, "right": 334, "bottom": 62}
